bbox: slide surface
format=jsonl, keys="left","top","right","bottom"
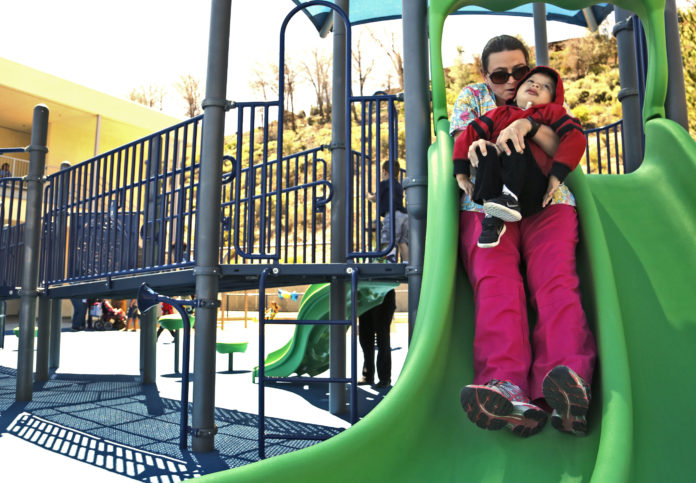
{"left": 252, "top": 282, "right": 399, "bottom": 381}
{"left": 192, "top": 0, "right": 696, "bottom": 480}
{"left": 193, "top": 120, "right": 696, "bottom": 483}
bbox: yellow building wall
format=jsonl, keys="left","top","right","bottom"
{"left": 0, "top": 58, "right": 184, "bottom": 316}
{"left": 0, "top": 57, "right": 182, "bottom": 174}
{"left": 0, "top": 126, "right": 31, "bottom": 153}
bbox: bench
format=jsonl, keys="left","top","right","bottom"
{"left": 216, "top": 341, "right": 248, "bottom": 372}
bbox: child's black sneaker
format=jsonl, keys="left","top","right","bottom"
{"left": 483, "top": 194, "right": 522, "bottom": 222}
{"left": 477, "top": 216, "right": 506, "bottom": 248}
{"left": 542, "top": 365, "right": 591, "bottom": 436}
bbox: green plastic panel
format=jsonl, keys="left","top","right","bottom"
{"left": 252, "top": 281, "right": 399, "bottom": 381}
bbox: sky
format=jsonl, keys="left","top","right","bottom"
{"left": 0, "top": 0, "right": 638, "bottom": 120}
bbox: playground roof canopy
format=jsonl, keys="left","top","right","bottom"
{"left": 292, "top": 1, "right": 614, "bottom": 34}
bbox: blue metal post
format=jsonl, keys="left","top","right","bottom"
{"left": 169, "top": 300, "right": 193, "bottom": 450}
{"left": 329, "top": 0, "right": 350, "bottom": 416}
{"left": 613, "top": 7, "right": 644, "bottom": 173}
{"left": 35, "top": 296, "right": 51, "bottom": 381}
{"left": 401, "top": 0, "right": 429, "bottom": 339}
{"left": 141, "top": 138, "right": 160, "bottom": 385}
{"left": 49, "top": 161, "right": 71, "bottom": 370}
{"left": 192, "top": 0, "right": 231, "bottom": 453}
{"left": 0, "top": 300, "right": 5, "bottom": 349}
{"left": 49, "top": 299, "right": 61, "bottom": 369}
{"left": 16, "top": 104, "right": 49, "bottom": 401}
{"left": 533, "top": 4, "right": 550, "bottom": 65}
{"left": 664, "top": 0, "right": 689, "bottom": 130}
{"left": 258, "top": 268, "right": 270, "bottom": 459}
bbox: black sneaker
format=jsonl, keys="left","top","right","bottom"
{"left": 483, "top": 194, "right": 522, "bottom": 222}
{"left": 478, "top": 216, "right": 506, "bottom": 248}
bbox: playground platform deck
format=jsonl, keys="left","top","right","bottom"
{"left": 0, "top": 314, "right": 409, "bottom": 482}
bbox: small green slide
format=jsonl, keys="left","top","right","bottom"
{"left": 252, "top": 281, "right": 399, "bottom": 382}
{"left": 192, "top": 0, "right": 696, "bottom": 480}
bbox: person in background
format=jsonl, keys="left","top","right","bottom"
{"left": 367, "top": 160, "right": 409, "bottom": 263}
{"left": 358, "top": 289, "right": 396, "bottom": 389}
{"left": 0, "top": 163, "right": 11, "bottom": 178}
{"left": 70, "top": 298, "right": 87, "bottom": 331}
{"left": 157, "top": 302, "right": 177, "bottom": 340}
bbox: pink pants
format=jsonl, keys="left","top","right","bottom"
{"left": 459, "top": 204, "right": 596, "bottom": 401}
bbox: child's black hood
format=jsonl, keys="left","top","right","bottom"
{"left": 512, "top": 65, "right": 564, "bottom": 106}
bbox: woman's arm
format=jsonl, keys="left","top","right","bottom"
{"left": 495, "top": 118, "right": 560, "bottom": 157}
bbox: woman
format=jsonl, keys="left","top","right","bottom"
{"left": 450, "top": 35, "right": 596, "bottom": 438}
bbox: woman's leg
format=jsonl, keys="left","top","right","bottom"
{"left": 521, "top": 204, "right": 596, "bottom": 401}
{"left": 459, "top": 211, "right": 532, "bottom": 395}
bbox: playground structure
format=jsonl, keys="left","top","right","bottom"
{"left": 1, "top": 0, "right": 695, "bottom": 481}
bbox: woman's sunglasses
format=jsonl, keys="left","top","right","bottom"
{"left": 487, "top": 65, "right": 530, "bottom": 85}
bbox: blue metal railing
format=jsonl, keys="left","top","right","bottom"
{"left": 4, "top": 105, "right": 621, "bottom": 292}
{"left": 35, "top": 96, "right": 400, "bottom": 287}
{"left": 349, "top": 92, "right": 403, "bottom": 260}
{"left": 582, "top": 120, "right": 625, "bottom": 174}
{"left": 223, "top": 145, "right": 332, "bottom": 264}
{"left": 40, "top": 115, "right": 203, "bottom": 286}
{"left": 0, "top": 176, "right": 26, "bottom": 296}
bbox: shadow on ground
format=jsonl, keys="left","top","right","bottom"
{"left": 0, "top": 366, "right": 344, "bottom": 481}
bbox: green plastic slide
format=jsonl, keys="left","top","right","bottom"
{"left": 191, "top": 0, "right": 696, "bottom": 480}
{"left": 252, "top": 281, "right": 399, "bottom": 382}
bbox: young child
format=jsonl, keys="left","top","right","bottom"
{"left": 367, "top": 160, "right": 409, "bottom": 262}
{"left": 453, "top": 66, "right": 586, "bottom": 248}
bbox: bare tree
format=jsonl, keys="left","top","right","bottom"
{"left": 269, "top": 62, "right": 299, "bottom": 130}
{"left": 353, "top": 31, "right": 375, "bottom": 96}
{"left": 175, "top": 74, "right": 202, "bottom": 118}
{"left": 284, "top": 62, "right": 298, "bottom": 130}
{"left": 128, "top": 84, "right": 165, "bottom": 110}
{"left": 250, "top": 63, "right": 272, "bottom": 101}
{"left": 301, "top": 48, "right": 332, "bottom": 121}
{"left": 370, "top": 30, "right": 404, "bottom": 92}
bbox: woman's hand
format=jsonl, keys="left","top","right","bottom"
{"left": 495, "top": 118, "right": 533, "bottom": 156}
{"left": 543, "top": 175, "right": 561, "bottom": 207}
{"left": 456, "top": 174, "right": 474, "bottom": 198}
{"left": 467, "top": 139, "right": 499, "bottom": 167}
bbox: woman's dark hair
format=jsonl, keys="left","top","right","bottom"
{"left": 481, "top": 35, "right": 529, "bottom": 73}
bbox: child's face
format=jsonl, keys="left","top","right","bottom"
{"left": 515, "top": 73, "right": 555, "bottom": 108}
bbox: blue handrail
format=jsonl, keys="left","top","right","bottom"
{"left": 0, "top": 177, "right": 26, "bottom": 295}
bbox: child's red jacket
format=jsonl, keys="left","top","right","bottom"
{"left": 453, "top": 66, "right": 586, "bottom": 182}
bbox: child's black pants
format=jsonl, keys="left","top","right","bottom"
{"left": 472, "top": 142, "right": 548, "bottom": 217}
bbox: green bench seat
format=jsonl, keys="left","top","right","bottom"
{"left": 13, "top": 327, "right": 38, "bottom": 337}
{"left": 216, "top": 341, "right": 248, "bottom": 372}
